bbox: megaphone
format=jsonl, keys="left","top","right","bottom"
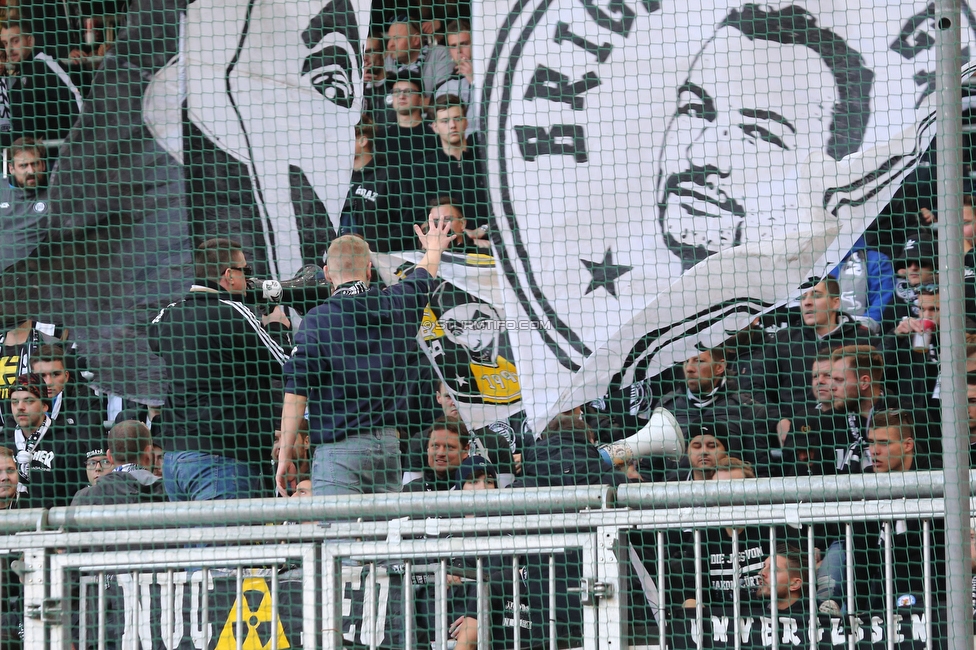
{"left": 599, "top": 407, "right": 686, "bottom": 465}
{"left": 247, "top": 265, "right": 332, "bottom": 313}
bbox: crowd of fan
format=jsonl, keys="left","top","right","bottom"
{"left": 0, "top": 1, "right": 971, "bottom": 646}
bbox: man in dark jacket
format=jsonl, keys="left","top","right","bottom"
{"left": 753, "top": 278, "right": 874, "bottom": 408}
{"left": 2, "top": 373, "right": 85, "bottom": 509}
{"left": 1, "top": 20, "right": 83, "bottom": 144}
{"left": 863, "top": 409, "right": 944, "bottom": 609}
{"left": 402, "top": 95, "right": 492, "bottom": 236}
{"left": 149, "top": 238, "right": 288, "bottom": 501}
{"left": 402, "top": 418, "right": 469, "bottom": 492}
{"left": 0, "top": 137, "right": 48, "bottom": 272}
{"left": 276, "top": 216, "right": 456, "bottom": 497}
{"left": 657, "top": 347, "right": 772, "bottom": 473}
{"left": 71, "top": 420, "right": 166, "bottom": 506}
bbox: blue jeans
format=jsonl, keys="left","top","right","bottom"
{"left": 162, "top": 451, "right": 264, "bottom": 501}
{"left": 817, "top": 539, "right": 847, "bottom": 606}
{"left": 311, "top": 429, "right": 401, "bottom": 496}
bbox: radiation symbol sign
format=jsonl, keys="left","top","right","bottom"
{"left": 215, "top": 577, "right": 290, "bottom": 650}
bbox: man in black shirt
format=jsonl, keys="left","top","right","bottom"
{"left": 657, "top": 347, "right": 771, "bottom": 472}
{"left": 340, "top": 117, "right": 388, "bottom": 244}
{"left": 409, "top": 95, "right": 493, "bottom": 236}
{"left": 376, "top": 72, "right": 438, "bottom": 183}
{"left": 149, "top": 238, "right": 288, "bottom": 501}
{"left": 403, "top": 418, "right": 469, "bottom": 492}
{"left": 755, "top": 544, "right": 808, "bottom": 616}
{"left": 754, "top": 278, "right": 874, "bottom": 408}
{"left": 3, "top": 373, "right": 85, "bottom": 509}
{"left": 863, "top": 409, "right": 944, "bottom": 608}
{"left": 1, "top": 20, "right": 83, "bottom": 144}
{"left": 362, "top": 33, "right": 395, "bottom": 130}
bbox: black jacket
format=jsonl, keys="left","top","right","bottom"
{"left": 9, "top": 51, "right": 82, "bottom": 143}
{"left": 402, "top": 466, "right": 454, "bottom": 492}
{"left": 2, "top": 415, "right": 86, "bottom": 510}
{"left": 514, "top": 432, "right": 627, "bottom": 489}
{"left": 755, "top": 315, "right": 875, "bottom": 407}
{"left": 406, "top": 138, "right": 491, "bottom": 228}
{"left": 70, "top": 468, "right": 166, "bottom": 506}
{"left": 148, "top": 286, "right": 288, "bottom": 464}
{"left": 657, "top": 378, "right": 772, "bottom": 471}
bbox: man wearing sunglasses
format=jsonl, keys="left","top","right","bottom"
{"left": 149, "top": 238, "right": 289, "bottom": 502}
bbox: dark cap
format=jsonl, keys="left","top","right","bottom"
{"left": 455, "top": 456, "right": 498, "bottom": 489}
{"left": 11, "top": 373, "right": 49, "bottom": 408}
{"left": 684, "top": 421, "right": 738, "bottom": 455}
{"left": 389, "top": 70, "right": 423, "bottom": 91}
{"left": 894, "top": 233, "right": 938, "bottom": 270}
{"left": 85, "top": 446, "right": 106, "bottom": 460}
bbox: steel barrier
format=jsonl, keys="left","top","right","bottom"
{"left": 0, "top": 474, "right": 971, "bottom": 650}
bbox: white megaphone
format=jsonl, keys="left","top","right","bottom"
{"left": 599, "top": 407, "right": 686, "bottom": 465}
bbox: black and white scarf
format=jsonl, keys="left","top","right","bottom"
{"left": 332, "top": 280, "right": 370, "bottom": 297}
{"left": 687, "top": 377, "right": 727, "bottom": 409}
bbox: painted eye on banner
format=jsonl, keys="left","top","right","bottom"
{"left": 302, "top": 46, "right": 354, "bottom": 108}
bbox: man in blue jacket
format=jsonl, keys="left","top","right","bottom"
{"left": 275, "top": 216, "right": 455, "bottom": 496}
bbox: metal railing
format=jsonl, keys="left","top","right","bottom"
{"left": 0, "top": 473, "right": 970, "bottom": 650}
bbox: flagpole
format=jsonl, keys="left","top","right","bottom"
{"left": 934, "top": 1, "right": 971, "bottom": 648}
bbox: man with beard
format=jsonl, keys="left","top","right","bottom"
{"left": 0, "top": 447, "right": 18, "bottom": 510}
{"left": 361, "top": 32, "right": 395, "bottom": 129}
{"left": 657, "top": 347, "right": 770, "bottom": 472}
{"left": 2, "top": 373, "right": 85, "bottom": 509}
{"left": 755, "top": 544, "right": 808, "bottom": 616}
{"left": 811, "top": 345, "right": 887, "bottom": 475}
{"left": 665, "top": 426, "right": 730, "bottom": 481}
{"left": 384, "top": 16, "right": 454, "bottom": 98}
{"left": 0, "top": 20, "right": 83, "bottom": 144}
{"left": 0, "top": 137, "right": 49, "bottom": 272}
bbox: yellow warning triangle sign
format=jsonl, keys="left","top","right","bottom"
{"left": 215, "top": 577, "right": 291, "bottom": 650}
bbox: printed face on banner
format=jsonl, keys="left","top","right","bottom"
{"left": 420, "top": 282, "right": 522, "bottom": 406}
{"left": 655, "top": 6, "right": 868, "bottom": 268}
{"left": 427, "top": 0, "right": 976, "bottom": 430}
{"left": 656, "top": 24, "right": 836, "bottom": 264}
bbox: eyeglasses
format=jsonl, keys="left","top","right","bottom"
{"left": 391, "top": 89, "right": 418, "bottom": 96}
{"left": 226, "top": 265, "right": 253, "bottom": 277}
{"left": 86, "top": 458, "right": 112, "bottom": 470}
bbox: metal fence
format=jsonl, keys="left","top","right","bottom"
{"left": 0, "top": 473, "right": 969, "bottom": 650}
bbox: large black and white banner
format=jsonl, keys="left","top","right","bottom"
{"left": 0, "top": 0, "right": 371, "bottom": 403}
{"left": 4, "top": 0, "right": 974, "bottom": 415}
{"left": 475, "top": 0, "right": 976, "bottom": 429}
